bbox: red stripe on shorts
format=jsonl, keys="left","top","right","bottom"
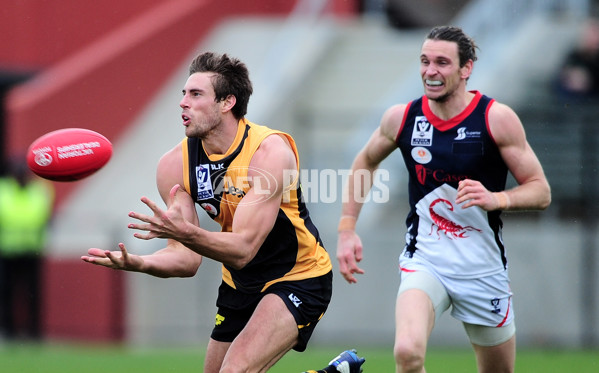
{"left": 496, "top": 297, "right": 511, "bottom": 327}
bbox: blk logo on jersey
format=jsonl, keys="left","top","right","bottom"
{"left": 411, "top": 116, "right": 433, "bottom": 146}
{"left": 196, "top": 164, "right": 214, "bottom": 200}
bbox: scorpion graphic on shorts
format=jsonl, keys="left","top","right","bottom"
{"left": 429, "top": 198, "right": 481, "bottom": 239}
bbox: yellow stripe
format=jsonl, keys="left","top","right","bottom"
{"left": 297, "top": 313, "right": 324, "bottom": 329}
{"left": 181, "top": 138, "right": 191, "bottom": 194}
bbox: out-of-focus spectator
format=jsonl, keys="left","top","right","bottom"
{"left": 0, "top": 157, "right": 54, "bottom": 341}
{"left": 556, "top": 18, "right": 599, "bottom": 100}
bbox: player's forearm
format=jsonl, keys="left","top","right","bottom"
{"left": 176, "top": 225, "right": 258, "bottom": 270}
{"left": 340, "top": 155, "right": 378, "bottom": 225}
{"left": 503, "top": 178, "right": 551, "bottom": 211}
{"left": 139, "top": 244, "right": 202, "bottom": 278}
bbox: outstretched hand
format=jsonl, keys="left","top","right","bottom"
{"left": 127, "top": 184, "right": 193, "bottom": 242}
{"left": 336, "top": 230, "right": 365, "bottom": 284}
{"left": 81, "top": 243, "right": 143, "bottom": 271}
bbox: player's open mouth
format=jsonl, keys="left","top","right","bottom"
{"left": 425, "top": 79, "right": 443, "bottom": 87}
{"left": 182, "top": 115, "right": 190, "bottom": 125}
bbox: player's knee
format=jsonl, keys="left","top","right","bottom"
{"left": 219, "top": 359, "right": 252, "bottom": 373}
{"left": 394, "top": 339, "right": 426, "bottom": 372}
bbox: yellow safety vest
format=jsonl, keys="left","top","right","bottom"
{"left": 0, "top": 177, "right": 54, "bottom": 256}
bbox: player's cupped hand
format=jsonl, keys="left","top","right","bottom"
{"left": 81, "top": 243, "right": 143, "bottom": 271}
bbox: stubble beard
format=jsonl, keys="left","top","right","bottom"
{"left": 429, "top": 92, "right": 450, "bottom": 103}
{"left": 427, "top": 85, "right": 455, "bottom": 103}
{"left": 186, "top": 109, "right": 222, "bottom": 139}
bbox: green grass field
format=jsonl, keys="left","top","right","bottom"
{"left": 0, "top": 342, "right": 597, "bottom": 372}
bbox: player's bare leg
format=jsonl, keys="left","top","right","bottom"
{"left": 472, "top": 336, "right": 516, "bottom": 373}
{"left": 217, "top": 293, "right": 298, "bottom": 373}
{"left": 204, "top": 339, "right": 231, "bottom": 373}
{"left": 394, "top": 289, "right": 435, "bottom": 373}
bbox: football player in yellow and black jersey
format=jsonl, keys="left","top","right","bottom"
{"left": 82, "top": 52, "right": 365, "bottom": 373}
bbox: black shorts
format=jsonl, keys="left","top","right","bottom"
{"left": 210, "top": 271, "right": 333, "bottom": 352}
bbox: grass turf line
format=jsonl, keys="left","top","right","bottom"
{"left": 0, "top": 343, "right": 597, "bottom": 372}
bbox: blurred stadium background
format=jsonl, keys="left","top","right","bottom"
{"left": 1, "top": 0, "right": 598, "bottom": 358}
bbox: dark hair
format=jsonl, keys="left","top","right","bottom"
{"left": 426, "top": 26, "right": 478, "bottom": 67}
{"left": 188, "top": 52, "right": 253, "bottom": 119}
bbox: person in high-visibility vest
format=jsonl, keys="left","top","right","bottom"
{"left": 0, "top": 159, "right": 54, "bottom": 340}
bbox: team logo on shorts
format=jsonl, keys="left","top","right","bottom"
{"left": 288, "top": 293, "right": 302, "bottom": 308}
{"left": 215, "top": 313, "right": 225, "bottom": 326}
{"left": 490, "top": 298, "right": 501, "bottom": 314}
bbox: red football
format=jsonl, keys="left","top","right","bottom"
{"left": 26, "top": 128, "right": 113, "bottom": 182}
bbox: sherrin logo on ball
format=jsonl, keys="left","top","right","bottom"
{"left": 26, "top": 128, "right": 113, "bottom": 182}
{"left": 34, "top": 151, "right": 53, "bottom": 167}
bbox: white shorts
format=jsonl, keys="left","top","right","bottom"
{"left": 398, "top": 261, "right": 515, "bottom": 346}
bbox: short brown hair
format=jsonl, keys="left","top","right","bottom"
{"left": 189, "top": 52, "right": 253, "bottom": 119}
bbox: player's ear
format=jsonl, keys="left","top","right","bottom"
{"left": 221, "top": 94, "right": 236, "bottom": 113}
{"left": 460, "top": 59, "right": 473, "bottom": 80}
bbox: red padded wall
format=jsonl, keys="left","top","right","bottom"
{"left": 2, "top": 0, "right": 357, "bottom": 342}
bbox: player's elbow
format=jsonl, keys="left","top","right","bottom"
{"left": 178, "top": 262, "right": 201, "bottom": 277}
{"left": 171, "top": 254, "right": 202, "bottom": 278}
{"left": 227, "top": 254, "right": 253, "bottom": 270}
{"left": 524, "top": 178, "right": 551, "bottom": 211}
{"left": 538, "top": 182, "right": 552, "bottom": 210}
{"left": 539, "top": 191, "right": 551, "bottom": 210}
{"left": 227, "top": 244, "right": 259, "bottom": 270}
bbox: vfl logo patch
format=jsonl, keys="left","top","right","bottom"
{"left": 411, "top": 116, "right": 433, "bottom": 146}
{"left": 491, "top": 298, "right": 501, "bottom": 314}
{"left": 196, "top": 164, "right": 214, "bottom": 200}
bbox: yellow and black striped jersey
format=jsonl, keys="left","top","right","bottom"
{"left": 182, "top": 118, "right": 332, "bottom": 293}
